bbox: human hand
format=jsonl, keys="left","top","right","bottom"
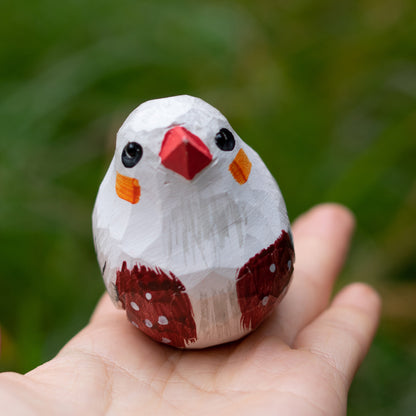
{"left": 0, "top": 204, "right": 381, "bottom": 415}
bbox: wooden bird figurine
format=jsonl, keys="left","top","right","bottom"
{"left": 93, "top": 95, "right": 294, "bottom": 348}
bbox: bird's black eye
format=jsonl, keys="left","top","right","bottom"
{"left": 215, "top": 128, "right": 235, "bottom": 151}
{"left": 122, "top": 142, "right": 143, "bottom": 168}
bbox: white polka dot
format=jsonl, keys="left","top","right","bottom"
{"left": 131, "top": 321, "right": 139, "bottom": 328}
{"left": 130, "top": 301, "right": 140, "bottom": 311}
{"left": 269, "top": 263, "right": 276, "bottom": 273}
{"left": 287, "top": 259, "right": 292, "bottom": 270}
{"left": 162, "top": 337, "right": 171, "bottom": 344}
{"left": 144, "top": 319, "right": 153, "bottom": 328}
{"left": 145, "top": 293, "right": 152, "bottom": 301}
{"left": 261, "top": 296, "right": 269, "bottom": 306}
{"left": 158, "top": 316, "right": 169, "bottom": 325}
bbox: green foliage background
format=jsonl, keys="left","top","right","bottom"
{"left": 0, "top": 0, "right": 415, "bottom": 413}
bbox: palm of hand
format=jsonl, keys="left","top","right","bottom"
{"left": 0, "top": 205, "right": 380, "bottom": 416}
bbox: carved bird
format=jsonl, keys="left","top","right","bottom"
{"left": 93, "top": 95, "right": 294, "bottom": 348}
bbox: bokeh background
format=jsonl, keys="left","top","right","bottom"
{"left": 0, "top": 0, "right": 415, "bottom": 413}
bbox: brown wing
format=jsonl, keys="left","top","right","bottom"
{"left": 236, "top": 230, "right": 295, "bottom": 331}
{"left": 116, "top": 262, "right": 197, "bottom": 348}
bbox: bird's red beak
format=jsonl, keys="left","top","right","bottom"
{"left": 159, "top": 126, "right": 212, "bottom": 180}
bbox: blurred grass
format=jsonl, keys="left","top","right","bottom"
{"left": 0, "top": 0, "right": 415, "bottom": 413}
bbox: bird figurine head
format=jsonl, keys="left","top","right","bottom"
{"left": 93, "top": 95, "right": 294, "bottom": 348}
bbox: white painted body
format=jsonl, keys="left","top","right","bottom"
{"left": 93, "top": 95, "right": 292, "bottom": 348}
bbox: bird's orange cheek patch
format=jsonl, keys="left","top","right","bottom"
{"left": 116, "top": 172, "right": 141, "bottom": 204}
{"left": 229, "top": 149, "right": 252, "bottom": 185}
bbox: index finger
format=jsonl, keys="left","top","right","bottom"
{"left": 259, "top": 203, "right": 356, "bottom": 345}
